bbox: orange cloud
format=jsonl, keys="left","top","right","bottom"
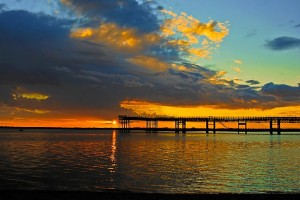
{"left": 127, "top": 55, "right": 196, "bottom": 73}
{"left": 12, "top": 90, "right": 49, "bottom": 101}
{"left": 234, "top": 59, "right": 243, "bottom": 64}
{"left": 161, "top": 9, "right": 229, "bottom": 59}
{"left": 233, "top": 66, "right": 241, "bottom": 73}
{"left": 15, "top": 107, "right": 49, "bottom": 114}
{"left": 120, "top": 100, "right": 163, "bottom": 115}
{"left": 208, "top": 70, "right": 229, "bottom": 85}
{"left": 188, "top": 48, "right": 210, "bottom": 59}
{"left": 70, "top": 23, "right": 160, "bottom": 54}
{"left": 127, "top": 55, "right": 169, "bottom": 72}
{"left": 70, "top": 28, "right": 94, "bottom": 38}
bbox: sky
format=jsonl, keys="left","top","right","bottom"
{"left": 0, "top": 0, "right": 299, "bottom": 127}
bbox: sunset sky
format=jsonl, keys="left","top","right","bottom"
{"left": 0, "top": 0, "right": 299, "bottom": 127}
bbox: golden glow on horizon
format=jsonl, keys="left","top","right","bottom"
{"left": 1, "top": 107, "right": 299, "bottom": 128}
{"left": 120, "top": 100, "right": 300, "bottom": 117}
{"left": 0, "top": 118, "right": 118, "bottom": 128}
{"left": 0, "top": 104, "right": 119, "bottom": 127}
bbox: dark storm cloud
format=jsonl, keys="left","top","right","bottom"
{"left": 265, "top": 36, "right": 300, "bottom": 50}
{"left": 61, "top": 0, "right": 160, "bottom": 33}
{"left": 0, "top": 10, "right": 69, "bottom": 88}
{"left": 0, "top": 10, "right": 133, "bottom": 117}
{"left": 0, "top": 9, "right": 178, "bottom": 118}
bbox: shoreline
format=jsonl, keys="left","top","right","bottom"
{"left": 0, "top": 190, "right": 299, "bottom": 200}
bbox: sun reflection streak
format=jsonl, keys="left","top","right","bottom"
{"left": 107, "top": 130, "right": 118, "bottom": 189}
{"left": 109, "top": 130, "right": 117, "bottom": 174}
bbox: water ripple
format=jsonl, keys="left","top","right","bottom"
{"left": 0, "top": 131, "right": 299, "bottom": 193}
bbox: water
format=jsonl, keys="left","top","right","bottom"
{"left": 0, "top": 129, "right": 299, "bottom": 193}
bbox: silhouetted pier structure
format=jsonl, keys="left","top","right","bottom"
{"left": 118, "top": 115, "right": 300, "bottom": 134}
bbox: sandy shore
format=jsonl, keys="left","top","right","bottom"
{"left": 0, "top": 190, "right": 299, "bottom": 200}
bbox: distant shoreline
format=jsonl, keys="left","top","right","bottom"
{"left": 0, "top": 126, "right": 118, "bottom": 130}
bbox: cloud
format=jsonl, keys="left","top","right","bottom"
{"left": 0, "top": 10, "right": 131, "bottom": 118}
{"left": 294, "top": 24, "right": 300, "bottom": 28}
{"left": 70, "top": 22, "right": 160, "bottom": 54}
{"left": 245, "top": 29, "right": 257, "bottom": 38}
{"left": 232, "top": 60, "right": 242, "bottom": 73}
{"left": 61, "top": 0, "right": 160, "bottom": 33}
{"left": 127, "top": 55, "right": 169, "bottom": 72}
{"left": 161, "top": 10, "right": 229, "bottom": 59}
{"left": 16, "top": 107, "right": 50, "bottom": 114}
{"left": 246, "top": 80, "right": 260, "bottom": 85}
{"left": 0, "top": 10, "right": 73, "bottom": 86}
{"left": 261, "top": 82, "right": 300, "bottom": 101}
{"left": 233, "top": 67, "right": 241, "bottom": 73}
{"left": 233, "top": 59, "right": 243, "bottom": 64}
{"left": 0, "top": 3, "right": 7, "bottom": 12}
{"left": 265, "top": 36, "right": 300, "bottom": 50}
{"left": 12, "top": 92, "right": 49, "bottom": 101}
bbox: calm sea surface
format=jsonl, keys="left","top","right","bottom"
{"left": 0, "top": 129, "right": 299, "bottom": 193}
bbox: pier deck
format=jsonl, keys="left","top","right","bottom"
{"left": 118, "top": 115, "right": 300, "bottom": 134}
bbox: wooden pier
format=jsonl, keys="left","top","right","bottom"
{"left": 118, "top": 115, "right": 300, "bottom": 134}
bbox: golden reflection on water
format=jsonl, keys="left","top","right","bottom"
{"left": 114, "top": 133, "right": 300, "bottom": 193}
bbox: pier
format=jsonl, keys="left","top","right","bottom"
{"left": 118, "top": 115, "right": 300, "bottom": 134}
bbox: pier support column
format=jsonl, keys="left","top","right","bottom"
{"left": 206, "top": 118, "right": 216, "bottom": 134}
{"left": 277, "top": 119, "right": 281, "bottom": 135}
{"left": 146, "top": 120, "right": 158, "bottom": 132}
{"left": 270, "top": 119, "right": 281, "bottom": 135}
{"left": 213, "top": 119, "right": 216, "bottom": 134}
{"left": 238, "top": 121, "right": 247, "bottom": 134}
{"left": 175, "top": 119, "right": 186, "bottom": 133}
{"left": 182, "top": 120, "right": 186, "bottom": 133}
{"left": 270, "top": 120, "right": 273, "bottom": 135}
{"left": 119, "top": 116, "right": 130, "bottom": 133}
{"left": 154, "top": 120, "right": 158, "bottom": 129}
{"left": 175, "top": 120, "right": 179, "bottom": 133}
